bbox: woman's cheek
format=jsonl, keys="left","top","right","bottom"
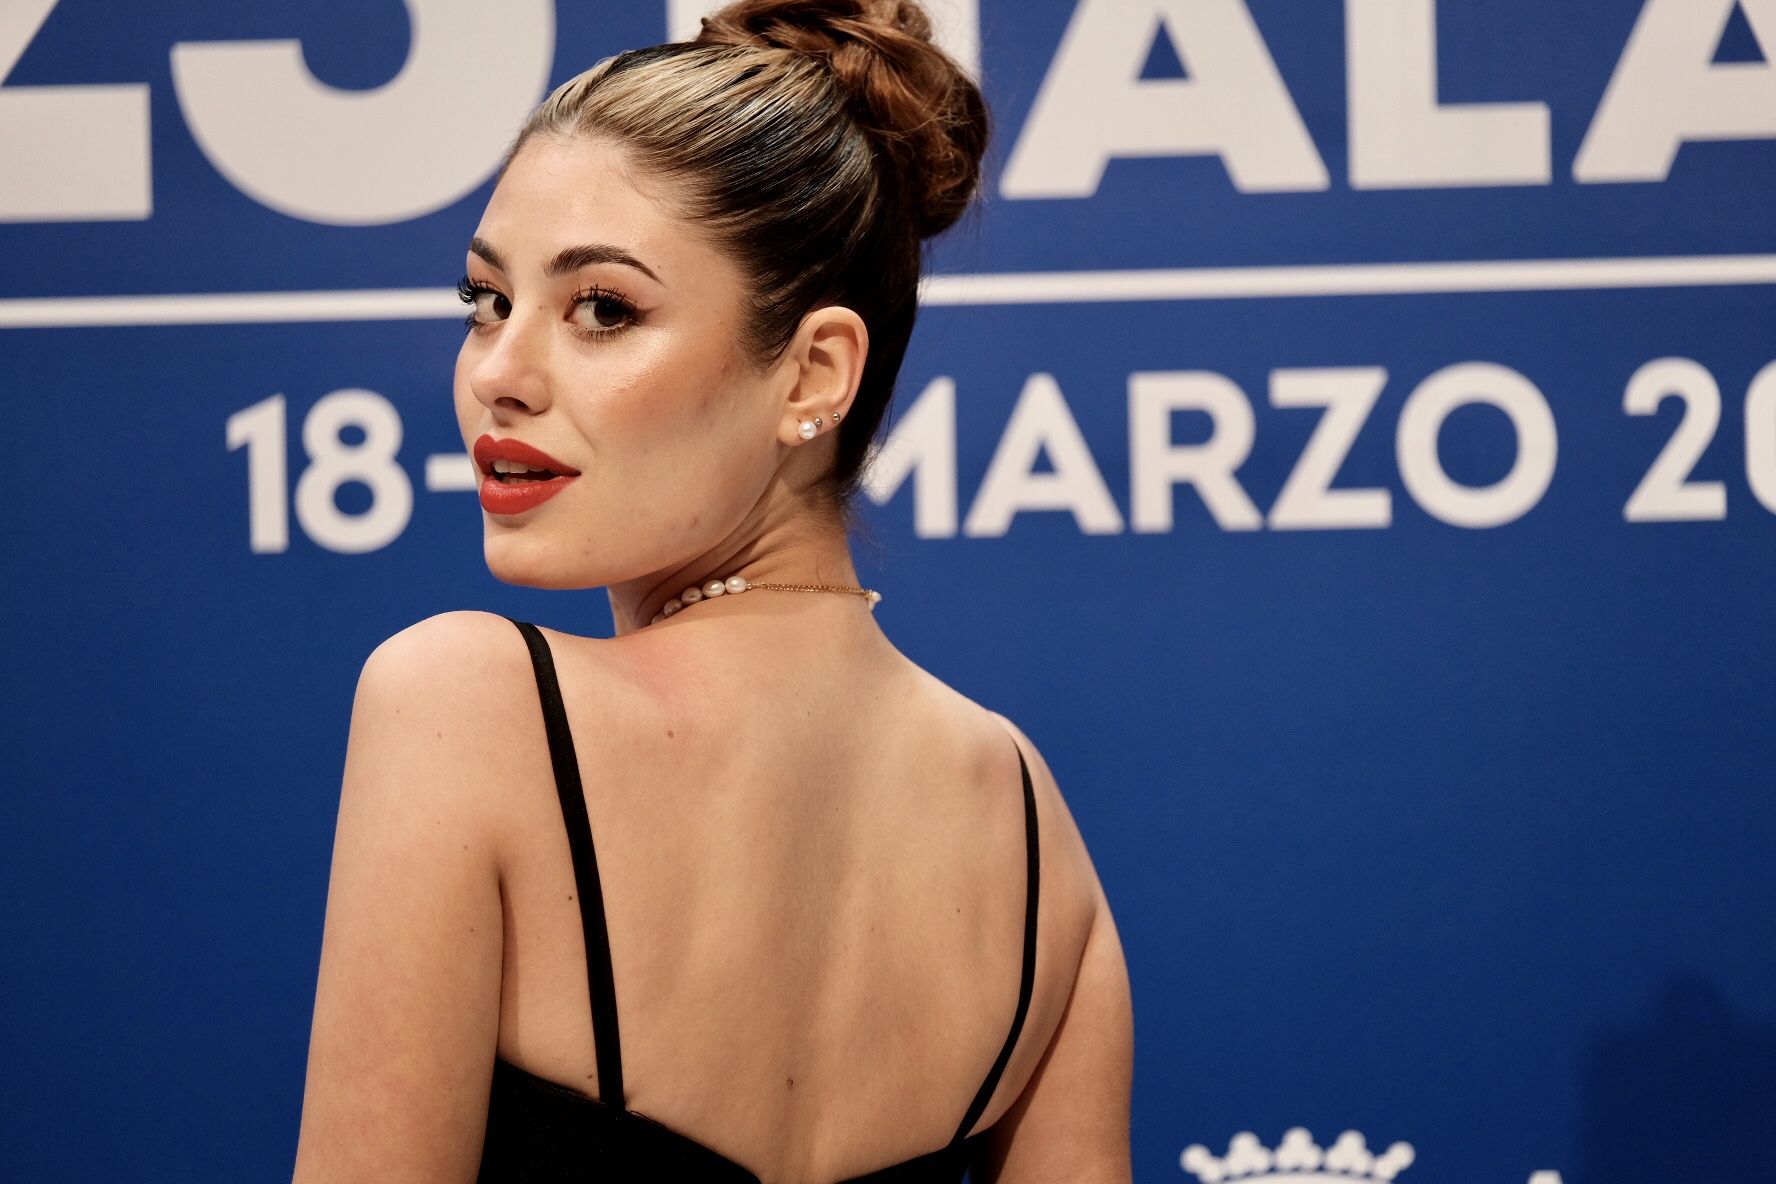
{"left": 580, "top": 341, "right": 714, "bottom": 441}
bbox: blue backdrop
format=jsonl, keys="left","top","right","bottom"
{"left": 4, "top": 2, "right": 1774, "bottom": 1181}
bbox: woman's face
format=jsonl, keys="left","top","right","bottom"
{"left": 454, "top": 133, "right": 792, "bottom": 590}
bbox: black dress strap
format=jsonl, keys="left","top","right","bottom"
{"left": 949, "top": 737, "right": 1040, "bottom": 1144}
{"left": 506, "top": 618, "right": 625, "bottom": 1107}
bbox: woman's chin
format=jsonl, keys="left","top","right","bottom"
{"left": 483, "top": 537, "right": 589, "bottom": 590}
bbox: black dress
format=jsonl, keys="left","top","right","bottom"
{"left": 477, "top": 618, "right": 1040, "bottom": 1183}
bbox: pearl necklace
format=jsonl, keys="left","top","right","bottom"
{"left": 651, "top": 575, "right": 882, "bottom": 625}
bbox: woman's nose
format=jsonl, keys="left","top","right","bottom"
{"left": 468, "top": 313, "right": 551, "bottom": 415}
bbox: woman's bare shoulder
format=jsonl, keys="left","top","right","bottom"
{"left": 346, "top": 611, "right": 577, "bottom": 816}
{"left": 361, "top": 608, "right": 530, "bottom": 682}
{"left": 960, "top": 707, "right": 1132, "bottom": 1178}
{"left": 891, "top": 677, "right": 1126, "bottom": 1155}
{"left": 893, "top": 662, "right": 1101, "bottom": 895}
{"left": 357, "top": 609, "right": 615, "bottom": 719}
{"left": 899, "top": 661, "right": 1108, "bottom": 974}
{"left": 979, "top": 707, "right": 1107, "bottom": 954}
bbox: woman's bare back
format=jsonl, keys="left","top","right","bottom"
{"left": 484, "top": 611, "right": 1103, "bottom": 1182}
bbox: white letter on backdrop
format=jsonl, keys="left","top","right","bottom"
{"left": 1621, "top": 357, "right": 1728, "bottom": 522}
{"left": 1267, "top": 368, "right": 1392, "bottom": 529}
{"left": 171, "top": 0, "right": 554, "bottom": 225}
{"left": 1396, "top": 362, "right": 1557, "bottom": 528}
{"left": 1000, "top": 0, "right": 1328, "bottom": 197}
{"left": 0, "top": 0, "right": 150, "bottom": 220}
{"left": 1743, "top": 360, "right": 1776, "bottom": 515}
{"left": 965, "top": 374, "right": 1124, "bottom": 536}
{"left": 670, "top": 0, "right": 979, "bottom": 75}
{"left": 1347, "top": 0, "right": 1551, "bottom": 188}
{"left": 1576, "top": 0, "right": 1776, "bottom": 181}
{"left": 861, "top": 377, "right": 960, "bottom": 539}
{"left": 1129, "top": 371, "right": 1263, "bottom": 533}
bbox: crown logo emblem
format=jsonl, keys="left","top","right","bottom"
{"left": 1182, "top": 1129, "right": 1416, "bottom": 1182}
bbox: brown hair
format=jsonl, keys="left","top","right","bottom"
{"left": 503, "top": 0, "right": 989, "bottom": 530}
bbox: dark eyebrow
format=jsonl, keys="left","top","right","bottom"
{"left": 546, "top": 242, "right": 663, "bottom": 285}
{"left": 468, "top": 237, "right": 663, "bottom": 285}
{"left": 468, "top": 236, "right": 506, "bottom": 272}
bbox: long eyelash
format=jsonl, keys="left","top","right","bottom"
{"left": 569, "top": 284, "right": 640, "bottom": 342}
{"left": 454, "top": 275, "right": 639, "bottom": 339}
{"left": 457, "top": 274, "right": 499, "bottom": 334}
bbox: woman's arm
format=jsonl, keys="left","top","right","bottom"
{"left": 291, "top": 613, "right": 516, "bottom": 1184}
{"left": 981, "top": 889, "right": 1135, "bottom": 1184}
{"left": 977, "top": 717, "right": 1136, "bottom": 1184}
{"left": 992, "top": 892, "right": 1135, "bottom": 1183}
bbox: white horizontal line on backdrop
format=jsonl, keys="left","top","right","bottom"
{"left": 4, "top": 253, "right": 1776, "bottom": 328}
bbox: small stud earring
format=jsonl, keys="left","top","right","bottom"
{"left": 814, "top": 416, "right": 823, "bottom": 426}
{"left": 832, "top": 410, "right": 841, "bottom": 422}
{"left": 797, "top": 418, "right": 817, "bottom": 440}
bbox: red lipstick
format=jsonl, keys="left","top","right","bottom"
{"left": 472, "top": 434, "right": 581, "bottom": 516}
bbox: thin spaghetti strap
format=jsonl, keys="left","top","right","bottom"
{"left": 949, "top": 734, "right": 1040, "bottom": 1145}
{"left": 505, "top": 617, "right": 625, "bottom": 1107}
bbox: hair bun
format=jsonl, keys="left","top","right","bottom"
{"left": 695, "top": 0, "right": 988, "bottom": 239}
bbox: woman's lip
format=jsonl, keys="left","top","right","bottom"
{"left": 472, "top": 433, "right": 581, "bottom": 477}
{"left": 479, "top": 473, "right": 577, "bottom": 516}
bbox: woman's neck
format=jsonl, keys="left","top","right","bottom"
{"left": 608, "top": 501, "right": 862, "bottom": 638}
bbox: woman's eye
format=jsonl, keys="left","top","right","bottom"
{"left": 474, "top": 290, "right": 511, "bottom": 322}
{"left": 455, "top": 277, "right": 510, "bottom": 332}
{"left": 574, "top": 292, "right": 635, "bottom": 333}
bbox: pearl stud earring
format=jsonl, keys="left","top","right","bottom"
{"left": 797, "top": 418, "right": 817, "bottom": 439}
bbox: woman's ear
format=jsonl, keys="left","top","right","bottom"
{"left": 776, "top": 305, "right": 868, "bottom": 447}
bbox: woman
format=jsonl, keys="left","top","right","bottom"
{"left": 291, "top": 2, "right": 1133, "bottom": 1181}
